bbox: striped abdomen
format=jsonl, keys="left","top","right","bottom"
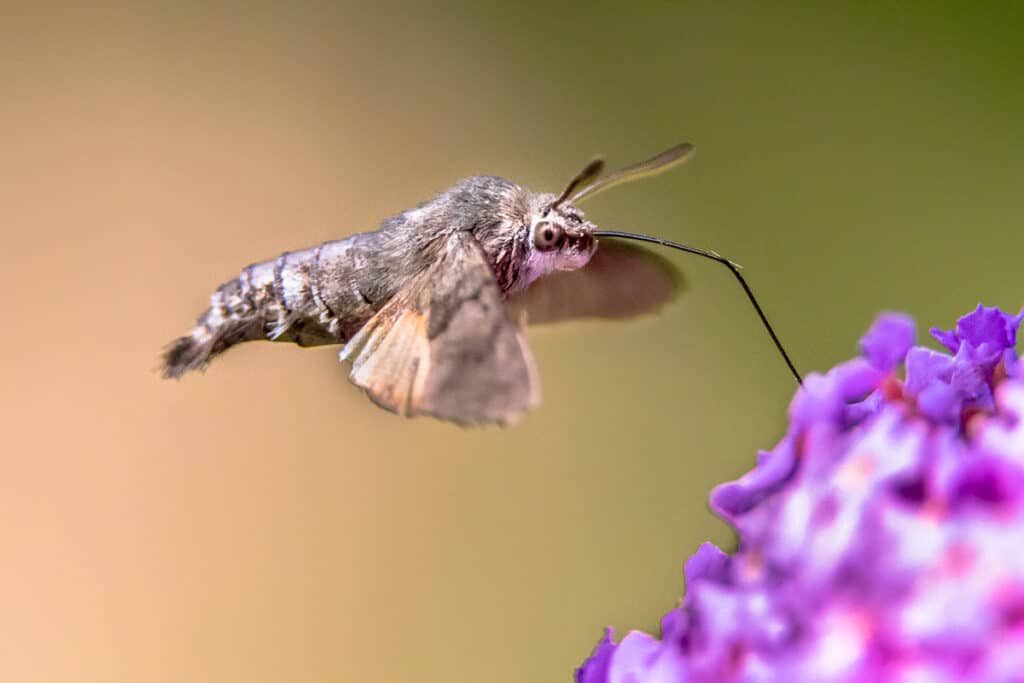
{"left": 163, "top": 232, "right": 392, "bottom": 378}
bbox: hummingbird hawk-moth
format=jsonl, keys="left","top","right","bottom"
{"left": 163, "top": 143, "right": 801, "bottom": 425}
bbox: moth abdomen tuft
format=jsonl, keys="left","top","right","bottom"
{"left": 162, "top": 335, "right": 201, "bottom": 379}
{"left": 161, "top": 315, "right": 261, "bottom": 379}
{"left": 161, "top": 268, "right": 272, "bottom": 378}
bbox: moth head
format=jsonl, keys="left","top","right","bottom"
{"left": 520, "top": 143, "right": 695, "bottom": 286}
{"left": 525, "top": 199, "right": 597, "bottom": 274}
{"left": 479, "top": 144, "right": 696, "bottom": 292}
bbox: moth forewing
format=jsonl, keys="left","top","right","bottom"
{"left": 340, "top": 232, "right": 540, "bottom": 426}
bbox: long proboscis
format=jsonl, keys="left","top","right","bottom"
{"left": 570, "top": 143, "right": 695, "bottom": 205}
{"left": 593, "top": 229, "right": 804, "bottom": 386}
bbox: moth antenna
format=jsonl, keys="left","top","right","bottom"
{"left": 570, "top": 143, "right": 694, "bottom": 205}
{"left": 549, "top": 158, "right": 605, "bottom": 213}
{"left": 593, "top": 230, "right": 803, "bottom": 386}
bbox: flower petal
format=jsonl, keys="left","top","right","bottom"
{"left": 859, "top": 312, "right": 916, "bottom": 371}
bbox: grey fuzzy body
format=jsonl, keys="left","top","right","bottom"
{"left": 163, "top": 176, "right": 535, "bottom": 378}
{"left": 163, "top": 140, "right": 695, "bottom": 424}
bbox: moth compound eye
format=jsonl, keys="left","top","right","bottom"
{"left": 534, "top": 222, "right": 563, "bottom": 251}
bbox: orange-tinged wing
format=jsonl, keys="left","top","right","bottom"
{"left": 339, "top": 232, "right": 540, "bottom": 426}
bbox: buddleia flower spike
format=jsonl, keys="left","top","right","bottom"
{"left": 577, "top": 304, "right": 1024, "bottom": 683}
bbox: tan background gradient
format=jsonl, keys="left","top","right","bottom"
{"left": 3, "top": 2, "right": 1023, "bottom": 681}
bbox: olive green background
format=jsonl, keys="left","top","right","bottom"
{"left": 3, "top": 2, "right": 1022, "bottom": 681}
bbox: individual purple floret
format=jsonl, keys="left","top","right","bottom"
{"left": 577, "top": 304, "right": 1024, "bottom": 683}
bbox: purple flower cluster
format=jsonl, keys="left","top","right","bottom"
{"left": 578, "top": 305, "right": 1024, "bottom": 683}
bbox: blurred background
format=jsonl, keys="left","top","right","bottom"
{"left": 2, "top": 2, "right": 1023, "bottom": 681}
